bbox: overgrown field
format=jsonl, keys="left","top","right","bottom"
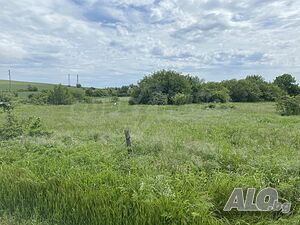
{"left": 1, "top": 99, "right": 300, "bottom": 224}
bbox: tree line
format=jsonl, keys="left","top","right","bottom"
{"left": 129, "top": 70, "right": 299, "bottom": 105}
{"left": 15, "top": 70, "right": 300, "bottom": 115}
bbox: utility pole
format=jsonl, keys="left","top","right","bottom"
{"left": 76, "top": 74, "right": 79, "bottom": 86}
{"left": 8, "top": 70, "right": 12, "bottom": 92}
{"left": 68, "top": 74, "right": 71, "bottom": 87}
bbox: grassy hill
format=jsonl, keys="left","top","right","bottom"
{"left": 0, "top": 80, "right": 57, "bottom": 92}
{"left": 0, "top": 80, "right": 83, "bottom": 98}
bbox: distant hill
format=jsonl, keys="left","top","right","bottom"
{"left": 0, "top": 80, "right": 83, "bottom": 98}
{"left": 0, "top": 80, "right": 58, "bottom": 92}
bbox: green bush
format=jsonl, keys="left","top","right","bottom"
{"left": 171, "top": 93, "right": 191, "bottom": 105}
{"left": 48, "top": 85, "right": 74, "bottom": 105}
{"left": 197, "top": 83, "right": 230, "bottom": 103}
{"left": 27, "top": 85, "right": 39, "bottom": 92}
{"left": 28, "top": 92, "right": 49, "bottom": 105}
{"left": 149, "top": 92, "right": 168, "bottom": 105}
{"left": 70, "top": 89, "right": 85, "bottom": 102}
{"left": 206, "top": 103, "right": 217, "bottom": 109}
{"left": 0, "top": 92, "right": 16, "bottom": 103}
{"left": 276, "top": 95, "right": 300, "bottom": 116}
{"left": 110, "top": 96, "right": 119, "bottom": 103}
{"left": 83, "top": 96, "right": 93, "bottom": 104}
{"left": 128, "top": 98, "right": 136, "bottom": 105}
{"left": 0, "top": 112, "right": 49, "bottom": 140}
{"left": 26, "top": 117, "right": 51, "bottom": 137}
{"left": 0, "top": 112, "right": 23, "bottom": 140}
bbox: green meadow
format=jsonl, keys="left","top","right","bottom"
{"left": 0, "top": 98, "right": 300, "bottom": 224}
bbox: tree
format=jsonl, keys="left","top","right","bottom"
{"left": 274, "top": 74, "right": 300, "bottom": 96}
{"left": 245, "top": 75, "right": 285, "bottom": 101}
{"left": 149, "top": 92, "right": 168, "bottom": 105}
{"left": 171, "top": 93, "right": 192, "bottom": 105}
{"left": 130, "top": 70, "right": 192, "bottom": 105}
{"left": 196, "top": 82, "right": 230, "bottom": 103}
{"left": 276, "top": 95, "right": 300, "bottom": 116}
{"left": 224, "top": 79, "right": 262, "bottom": 102}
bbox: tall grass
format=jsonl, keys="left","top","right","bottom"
{"left": 0, "top": 101, "right": 300, "bottom": 224}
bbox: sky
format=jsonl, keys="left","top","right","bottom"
{"left": 0, "top": 0, "right": 300, "bottom": 87}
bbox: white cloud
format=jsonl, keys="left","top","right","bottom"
{"left": 0, "top": 0, "right": 299, "bottom": 86}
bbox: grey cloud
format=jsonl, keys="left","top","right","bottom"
{"left": 0, "top": 0, "right": 299, "bottom": 86}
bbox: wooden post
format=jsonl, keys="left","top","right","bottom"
{"left": 124, "top": 129, "right": 133, "bottom": 156}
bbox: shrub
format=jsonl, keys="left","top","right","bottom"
{"left": 0, "top": 112, "right": 23, "bottom": 140}
{"left": 149, "top": 92, "right": 168, "bottom": 105}
{"left": 206, "top": 103, "right": 217, "bottom": 109}
{"left": 83, "top": 96, "right": 93, "bottom": 104}
{"left": 0, "top": 92, "right": 15, "bottom": 111}
{"left": 0, "top": 111, "right": 49, "bottom": 140}
{"left": 171, "top": 93, "right": 191, "bottom": 105}
{"left": 194, "top": 82, "right": 230, "bottom": 103}
{"left": 26, "top": 117, "right": 50, "bottom": 137}
{"left": 0, "top": 92, "right": 15, "bottom": 103}
{"left": 110, "top": 96, "right": 119, "bottom": 103}
{"left": 94, "top": 99, "right": 103, "bottom": 104}
{"left": 28, "top": 92, "right": 49, "bottom": 105}
{"left": 70, "top": 89, "right": 85, "bottom": 101}
{"left": 27, "top": 85, "right": 39, "bottom": 92}
{"left": 48, "top": 85, "right": 74, "bottom": 105}
{"left": 276, "top": 95, "right": 300, "bottom": 116}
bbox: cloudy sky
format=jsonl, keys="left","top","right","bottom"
{"left": 0, "top": 0, "right": 300, "bottom": 87}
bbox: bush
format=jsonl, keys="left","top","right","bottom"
{"left": 0, "top": 110, "right": 49, "bottom": 140}
{"left": 276, "top": 95, "right": 300, "bottom": 116}
{"left": 48, "top": 85, "right": 74, "bottom": 105}
{"left": 27, "top": 85, "right": 39, "bottom": 92}
{"left": 0, "top": 112, "right": 23, "bottom": 140}
{"left": 189, "top": 82, "right": 230, "bottom": 103}
{"left": 0, "top": 92, "right": 16, "bottom": 103}
{"left": 70, "top": 89, "right": 85, "bottom": 102}
{"left": 110, "top": 96, "right": 119, "bottom": 103}
{"left": 206, "top": 103, "right": 217, "bottom": 109}
{"left": 28, "top": 92, "right": 49, "bottom": 105}
{"left": 149, "top": 92, "right": 168, "bottom": 105}
{"left": 26, "top": 117, "right": 50, "bottom": 137}
{"left": 128, "top": 98, "right": 136, "bottom": 105}
{"left": 83, "top": 96, "right": 93, "bottom": 104}
{"left": 171, "top": 93, "right": 191, "bottom": 105}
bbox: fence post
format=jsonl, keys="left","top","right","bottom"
{"left": 124, "top": 129, "right": 133, "bottom": 156}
